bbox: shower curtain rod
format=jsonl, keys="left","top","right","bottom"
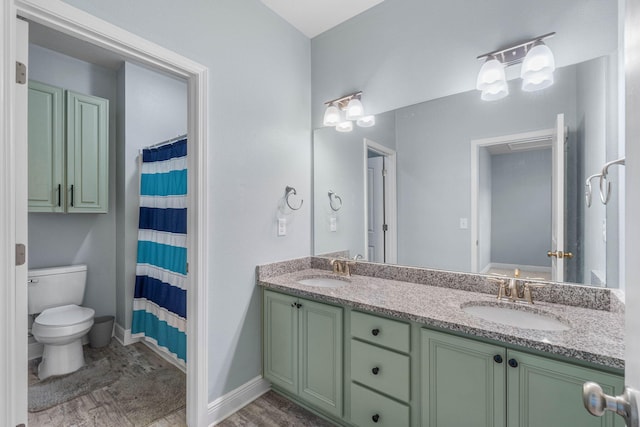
{"left": 145, "top": 133, "right": 187, "bottom": 150}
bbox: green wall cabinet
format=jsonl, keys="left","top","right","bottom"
{"left": 421, "top": 329, "right": 624, "bottom": 427}
{"left": 263, "top": 290, "right": 343, "bottom": 418}
{"left": 28, "top": 81, "right": 109, "bottom": 213}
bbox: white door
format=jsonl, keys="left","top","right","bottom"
{"left": 551, "top": 113, "right": 566, "bottom": 281}
{"left": 367, "top": 155, "right": 385, "bottom": 262}
{"left": 14, "top": 17, "right": 30, "bottom": 425}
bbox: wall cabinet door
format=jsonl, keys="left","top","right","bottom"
{"left": 263, "top": 290, "right": 343, "bottom": 418}
{"left": 506, "top": 350, "right": 624, "bottom": 427}
{"left": 28, "top": 81, "right": 64, "bottom": 212}
{"left": 421, "top": 329, "right": 506, "bottom": 427}
{"left": 66, "top": 90, "right": 109, "bottom": 213}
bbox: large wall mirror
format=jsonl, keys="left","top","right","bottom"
{"left": 312, "top": 2, "right": 624, "bottom": 288}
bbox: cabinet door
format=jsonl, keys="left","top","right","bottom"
{"left": 506, "top": 350, "right": 624, "bottom": 427}
{"left": 299, "top": 298, "right": 343, "bottom": 418}
{"left": 66, "top": 90, "right": 109, "bottom": 213}
{"left": 421, "top": 329, "right": 506, "bottom": 427}
{"left": 28, "top": 81, "right": 64, "bottom": 212}
{"left": 263, "top": 291, "right": 298, "bottom": 395}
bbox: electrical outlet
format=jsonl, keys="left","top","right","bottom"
{"left": 278, "top": 218, "right": 286, "bottom": 236}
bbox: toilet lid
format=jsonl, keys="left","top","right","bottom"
{"left": 35, "top": 304, "right": 95, "bottom": 327}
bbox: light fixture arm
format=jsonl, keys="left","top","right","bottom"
{"left": 477, "top": 32, "right": 556, "bottom": 66}
{"left": 324, "top": 91, "right": 363, "bottom": 110}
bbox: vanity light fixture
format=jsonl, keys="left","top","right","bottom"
{"left": 476, "top": 32, "right": 556, "bottom": 101}
{"left": 323, "top": 91, "right": 374, "bottom": 132}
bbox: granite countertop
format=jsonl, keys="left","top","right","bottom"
{"left": 258, "top": 268, "right": 624, "bottom": 370}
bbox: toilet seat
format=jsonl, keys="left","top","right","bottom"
{"left": 33, "top": 304, "right": 95, "bottom": 341}
{"left": 35, "top": 304, "right": 94, "bottom": 327}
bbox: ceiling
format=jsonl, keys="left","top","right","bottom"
{"left": 260, "top": 0, "right": 384, "bottom": 38}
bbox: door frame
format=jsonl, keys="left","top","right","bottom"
{"left": 470, "top": 127, "right": 556, "bottom": 273}
{"left": 1, "top": 1, "right": 210, "bottom": 426}
{"left": 363, "top": 138, "right": 397, "bottom": 264}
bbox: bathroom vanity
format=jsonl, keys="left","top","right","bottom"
{"left": 258, "top": 258, "right": 624, "bottom": 427}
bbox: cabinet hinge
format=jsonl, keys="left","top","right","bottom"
{"left": 16, "top": 62, "right": 26, "bottom": 84}
{"left": 382, "top": 168, "right": 387, "bottom": 177}
{"left": 382, "top": 224, "right": 388, "bottom": 232}
{"left": 15, "top": 243, "right": 26, "bottom": 266}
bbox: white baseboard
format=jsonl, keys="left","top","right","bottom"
{"left": 139, "top": 339, "right": 186, "bottom": 373}
{"left": 113, "top": 322, "right": 141, "bottom": 346}
{"left": 208, "top": 376, "right": 271, "bottom": 426}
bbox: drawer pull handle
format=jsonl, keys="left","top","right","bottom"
{"left": 493, "top": 355, "right": 503, "bottom": 364}
{"left": 372, "top": 367, "right": 380, "bottom": 375}
{"left": 371, "top": 328, "right": 380, "bottom": 336}
{"left": 508, "top": 358, "right": 518, "bottom": 368}
{"left": 372, "top": 414, "right": 380, "bottom": 423}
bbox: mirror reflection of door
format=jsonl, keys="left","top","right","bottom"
{"left": 367, "top": 153, "right": 385, "bottom": 262}
{"left": 472, "top": 114, "right": 568, "bottom": 281}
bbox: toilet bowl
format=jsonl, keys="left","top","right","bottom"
{"left": 32, "top": 304, "right": 95, "bottom": 379}
{"left": 28, "top": 265, "right": 95, "bottom": 379}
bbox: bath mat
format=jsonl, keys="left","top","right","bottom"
{"left": 28, "top": 357, "right": 119, "bottom": 412}
{"left": 106, "top": 361, "right": 186, "bottom": 426}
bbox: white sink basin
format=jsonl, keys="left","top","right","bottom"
{"left": 297, "top": 276, "right": 349, "bottom": 288}
{"left": 462, "top": 303, "right": 570, "bottom": 331}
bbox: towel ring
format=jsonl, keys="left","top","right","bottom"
{"left": 599, "top": 158, "right": 625, "bottom": 205}
{"left": 328, "top": 190, "right": 342, "bottom": 211}
{"left": 285, "top": 186, "right": 303, "bottom": 210}
{"left": 585, "top": 173, "right": 602, "bottom": 207}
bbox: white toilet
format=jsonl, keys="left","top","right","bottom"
{"left": 28, "top": 264, "right": 95, "bottom": 380}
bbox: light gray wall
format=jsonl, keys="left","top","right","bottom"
{"left": 116, "top": 61, "right": 188, "bottom": 330}
{"left": 395, "top": 65, "right": 577, "bottom": 271}
{"left": 27, "top": 44, "right": 117, "bottom": 318}
{"left": 478, "top": 149, "right": 492, "bottom": 270}
{"left": 311, "top": 0, "right": 617, "bottom": 128}
{"left": 490, "top": 149, "right": 552, "bottom": 267}
{"left": 313, "top": 110, "right": 395, "bottom": 257}
{"left": 577, "top": 57, "right": 608, "bottom": 285}
{"left": 61, "top": 0, "right": 311, "bottom": 400}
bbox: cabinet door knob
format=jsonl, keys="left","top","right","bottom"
{"left": 372, "top": 414, "right": 380, "bottom": 423}
{"left": 371, "top": 328, "right": 380, "bottom": 336}
{"left": 371, "top": 367, "right": 380, "bottom": 375}
{"left": 493, "top": 355, "right": 503, "bottom": 364}
{"left": 508, "top": 358, "right": 518, "bottom": 368}
{"left": 296, "top": 303, "right": 302, "bottom": 309}
{"left": 291, "top": 303, "right": 296, "bottom": 308}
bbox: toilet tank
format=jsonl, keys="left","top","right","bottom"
{"left": 28, "top": 264, "right": 88, "bottom": 315}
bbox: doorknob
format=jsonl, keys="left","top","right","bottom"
{"left": 547, "top": 250, "right": 574, "bottom": 259}
{"left": 583, "top": 382, "right": 640, "bottom": 426}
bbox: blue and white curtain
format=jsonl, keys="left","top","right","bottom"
{"left": 132, "top": 138, "right": 187, "bottom": 365}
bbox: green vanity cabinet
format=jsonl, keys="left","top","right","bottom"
{"left": 421, "top": 329, "right": 624, "bottom": 427}
{"left": 263, "top": 290, "right": 343, "bottom": 418}
{"left": 28, "top": 81, "right": 109, "bottom": 213}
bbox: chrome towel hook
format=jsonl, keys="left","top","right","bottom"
{"left": 599, "top": 158, "right": 625, "bottom": 205}
{"left": 328, "top": 190, "right": 343, "bottom": 211}
{"left": 585, "top": 173, "right": 602, "bottom": 208}
{"left": 285, "top": 186, "right": 303, "bottom": 210}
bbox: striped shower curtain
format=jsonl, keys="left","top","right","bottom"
{"left": 132, "top": 138, "right": 187, "bottom": 364}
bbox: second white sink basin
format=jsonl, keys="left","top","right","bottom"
{"left": 462, "top": 303, "right": 570, "bottom": 331}
{"left": 297, "top": 276, "right": 349, "bottom": 288}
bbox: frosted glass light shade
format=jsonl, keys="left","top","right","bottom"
{"left": 476, "top": 58, "right": 506, "bottom": 91}
{"left": 521, "top": 43, "right": 555, "bottom": 78}
{"left": 345, "top": 98, "right": 364, "bottom": 120}
{"left": 336, "top": 121, "right": 354, "bottom": 132}
{"left": 522, "top": 70, "right": 554, "bottom": 92}
{"left": 481, "top": 80, "right": 509, "bottom": 101}
{"left": 357, "top": 115, "right": 376, "bottom": 127}
{"left": 323, "top": 104, "right": 341, "bottom": 127}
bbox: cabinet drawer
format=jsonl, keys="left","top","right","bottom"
{"left": 351, "top": 311, "right": 410, "bottom": 352}
{"left": 351, "top": 339, "right": 410, "bottom": 402}
{"left": 351, "top": 382, "right": 409, "bottom": 427}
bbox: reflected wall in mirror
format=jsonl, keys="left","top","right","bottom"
{"left": 314, "top": 55, "right": 624, "bottom": 287}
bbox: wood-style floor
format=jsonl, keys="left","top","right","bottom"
{"left": 218, "top": 391, "right": 336, "bottom": 427}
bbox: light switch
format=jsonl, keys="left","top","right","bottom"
{"left": 278, "top": 218, "right": 286, "bottom": 236}
{"left": 330, "top": 217, "right": 337, "bottom": 232}
{"left": 459, "top": 218, "right": 468, "bottom": 229}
